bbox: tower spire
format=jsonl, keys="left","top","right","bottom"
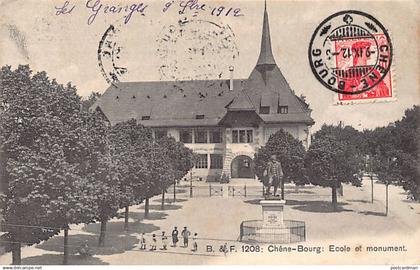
{"left": 256, "top": 0, "right": 276, "bottom": 66}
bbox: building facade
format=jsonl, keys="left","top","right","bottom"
{"left": 93, "top": 4, "right": 314, "bottom": 181}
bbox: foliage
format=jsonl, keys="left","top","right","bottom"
{"left": 364, "top": 106, "right": 420, "bottom": 200}
{"left": 305, "top": 129, "right": 363, "bottom": 188}
{"left": 109, "top": 119, "right": 153, "bottom": 207}
{"left": 305, "top": 124, "right": 364, "bottom": 208}
{"left": 81, "top": 92, "right": 102, "bottom": 111}
{"left": 394, "top": 106, "right": 420, "bottom": 200}
{"left": 0, "top": 65, "right": 98, "bottom": 261}
{"left": 156, "top": 136, "right": 194, "bottom": 183}
{"left": 254, "top": 129, "right": 308, "bottom": 185}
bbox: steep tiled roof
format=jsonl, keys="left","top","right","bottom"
{"left": 93, "top": 80, "right": 243, "bottom": 126}
{"left": 226, "top": 89, "right": 256, "bottom": 111}
{"left": 93, "top": 3, "right": 314, "bottom": 127}
{"left": 93, "top": 75, "right": 314, "bottom": 127}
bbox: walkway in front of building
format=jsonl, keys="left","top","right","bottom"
{"left": 1, "top": 178, "right": 419, "bottom": 265}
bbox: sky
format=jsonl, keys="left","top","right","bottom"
{"left": 0, "top": 0, "right": 419, "bottom": 131}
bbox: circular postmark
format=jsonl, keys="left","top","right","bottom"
{"left": 308, "top": 10, "right": 392, "bottom": 95}
{"left": 97, "top": 18, "right": 239, "bottom": 90}
{"left": 156, "top": 18, "right": 239, "bottom": 82}
{"left": 97, "top": 24, "right": 128, "bottom": 86}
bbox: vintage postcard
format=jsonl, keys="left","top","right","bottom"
{"left": 0, "top": 0, "right": 419, "bottom": 267}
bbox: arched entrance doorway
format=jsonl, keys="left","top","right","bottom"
{"left": 231, "top": 155, "right": 255, "bottom": 178}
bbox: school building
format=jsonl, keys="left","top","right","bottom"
{"left": 92, "top": 3, "right": 315, "bottom": 181}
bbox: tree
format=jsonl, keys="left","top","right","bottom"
{"left": 364, "top": 106, "right": 420, "bottom": 206}
{"left": 0, "top": 65, "right": 97, "bottom": 264}
{"left": 254, "top": 129, "right": 308, "bottom": 199}
{"left": 77, "top": 109, "right": 123, "bottom": 247}
{"left": 393, "top": 106, "right": 420, "bottom": 201}
{"left": 305, "top": 125, "right": 363, "bottom": 210}
{"left": 108, "top": 119, "right": 153, "bottom": 230}
{"left": 81, "top": 92, "right": 102, "bottom": 111}
{"left": 155, "top": 136, "right": 194, "bottom": 208}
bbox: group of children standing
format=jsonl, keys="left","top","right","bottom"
{"left": 139, "top": 226, "right": 198, "bottom": 252}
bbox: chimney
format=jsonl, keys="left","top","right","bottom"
{"left": 229, "top": 66, "right": 234, "bottom": 91}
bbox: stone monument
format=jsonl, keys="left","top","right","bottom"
{"left": 260, "top": 199, "right": 286, "bottom": 228}
{"left": 254, "top": 198, "right": 290, "bottom": 242}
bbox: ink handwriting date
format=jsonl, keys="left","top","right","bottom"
{"left": 164, "top": 0, "right": 243, "bottom": 17}
{"left": 54, "top": 0, "right": 244, "bottom": 25}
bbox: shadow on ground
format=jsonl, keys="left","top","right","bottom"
{"left": 358, "top": 210, "right": 387, "bottom": 216}
{"left": 287, "top": 200, "right": 352, "bottom": 213}
{"left": 83, "top": 221, "right": 159, "bottom": 235}
{"left": 37, "top": 233, "right": 139, "bottom": 256}
{"left": 152, "top": 198, "right": 188, "bottom": 204}
{"left": 129, "top": 211, "right": 168, "bottom": 222}
{"left": 287, "top": 190, "right": 316, "bottom": 194}
{"left": 243, "top": 199, "right": 260, "bottom": 205}
{"left": 140, "top": 204, "right": 182, "bottom": 211}
{"left": 21, "top": 254, "right": 108, "bottom": 265}
{"left": 347, "top": 199, "right": 371, "bottom": 204}
{"left": 402, "top": 199, "right": 420, "bottom": 204}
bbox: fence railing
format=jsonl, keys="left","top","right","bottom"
{"left": 172, "top": 184, "right": 332, "bottom": 198}
{"left": 239, "top": 220, "right": 306, "bottom": 244}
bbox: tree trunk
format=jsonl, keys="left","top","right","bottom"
{"left": 63, "top": 226, "right": 69, "bottom": 265}
{"left": 370, "top": 174, "right": 374, "bottom": 203}
{"left": 161, "top": 190, "right": 165, "bottom": 210}
{"left": 144, "top": 198, "right": 150, "bottom": 219}
{"left": 332, "top": 186, "right": 338, "bottom": 211}
{"left": 98, "top": 219, "right": 107, "bottom": 247}
{"left": 124, "top": 206, "right": 129, "bottom": 231}
{"left": 281, "top": 178, "right": 285, "bottom": 200}
{"left": 385, "top": 183, "right": 389, "bottom": 216}
{"left": 11, "top": 240, "right": 21, "bottom": 265}
{"left": 173, "top": 181, "right": 176, "bottom": 202}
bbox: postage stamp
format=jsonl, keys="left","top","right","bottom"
{"left": 308, "top": 10, "right": 394, "bottom": 102}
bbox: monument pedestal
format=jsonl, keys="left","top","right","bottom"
{"left": 240, "top": 198, "right": 305, "bottom": 243}
{"left": 260, "top": 199, "right": 286, "bottom": 227}
{"left": 255, "top": 200, "right": 289, "bottom": 242}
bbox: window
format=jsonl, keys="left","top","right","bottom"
{"left": 195, "top": 114, "right": 204, "bottom": 119}
{"left": 278, "top": 106, "right": 288, "bottom": 114}
{"left": 155, "top": 129, "right": 167, "bottom": 140}
{"left": 260, "top": 106, "right": 270, "bottom": 114}
{"left": 239, "top": 130, "right": 246, "bottom": 143}
{"left": 180, "top": 129, "right": 192, "bottom": 143}
{"left": 209, "top": 129, "right": 222, "bottom": 143}
{"left": 232, "top": 130, "right": 239, "bottom": 143}
{"left": 141, "top": 115, "right": 150, "bottom": 120}
{"left": 232, "top": 129, "right": 253, "bottom": 143}
{"left": 210, "top": 154, "right": 223, "bottom": 169}
{"left": 246, "top": 130, "right": 253, "bottom": 143}
{"left": 195, "top": 154, "right": 208, "bottom": 169}
{"left": 194, "top": 129, "right": 208, "bottom": 143}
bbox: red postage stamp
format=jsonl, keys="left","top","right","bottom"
{"left": 309, "top": 11, "right": 395, "bottom": 104}
{"left": 335, "top": 34, "right": 394, "bottom": 104}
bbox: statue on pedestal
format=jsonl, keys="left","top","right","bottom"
{"left": 262, "top": 154, "right": 284, "bottom": 199}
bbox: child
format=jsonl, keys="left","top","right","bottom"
{"left": 161, "top": 231, "right": 168, "bottom": 250}
{"left": 191, "top": 233, "right": 198, "bottom": 252}
{"left": 78, "top": 240, "right": 92, "bottom": 257}
{"left": 150, "top": 234, "right": 157, "bottom": 251}
{"left": 171, "top": 226, "right": 179, "bottom": 247}
{"left": 139, "top": 233, "right": 146, "bottom": 250}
